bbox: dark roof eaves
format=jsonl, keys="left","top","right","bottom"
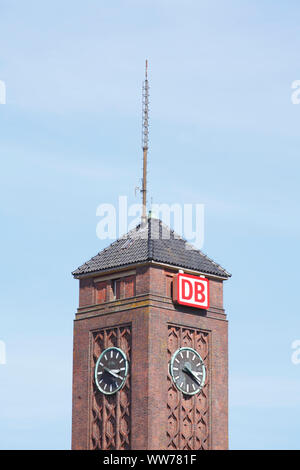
{"left": 72, "top": 260, "right": 148, "bottom": 279}
{"left": 72, "top": 258, "right": 231, "bottom": 280}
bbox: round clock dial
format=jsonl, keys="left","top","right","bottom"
{"left": 95, "top": 347, "right": 128, "bottom": 395}
{"left": 169, "top": 347, "right": 206, "bottom": 395}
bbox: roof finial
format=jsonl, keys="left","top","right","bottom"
{"left": 141, "top": 59, "right": 149, "bottom": 225}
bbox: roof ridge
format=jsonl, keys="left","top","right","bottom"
{"left": 147, "top": 219, "right": 153, "bottom": 259}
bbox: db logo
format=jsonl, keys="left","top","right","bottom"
{"left": 173, "top": 273, "right": 209, "bottom": 310}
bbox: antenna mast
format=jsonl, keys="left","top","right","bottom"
{"left": 141, "top": 60, "right": 149, "bottom": 224}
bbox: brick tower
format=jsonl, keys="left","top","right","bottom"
{"left": 72, "top": 217, "right": 231, "bottom": 450}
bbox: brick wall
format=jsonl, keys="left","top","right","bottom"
{"left": 72, "top": 264, "right": 228, "bottom": 450}
{"left": 80, "top": 274, "right": 136, "bottom": 306}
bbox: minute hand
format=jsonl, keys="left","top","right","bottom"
{"left": 104, "top": 367, "right": 122, "bottom": 379}
{"left": 183, "top": 366, "right": 202, "bottom": 385}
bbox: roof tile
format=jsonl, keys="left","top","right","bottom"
{"left": 72, "top": 218, "right": 231, "bottom": 278}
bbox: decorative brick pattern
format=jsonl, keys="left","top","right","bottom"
{"left": 90, "top": 325, "right": 131, "bottom": 450}
{"left": 167, "top": 325, "right": 210, "bottom": 450}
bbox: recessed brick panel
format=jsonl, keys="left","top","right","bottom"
{"left": 95, "top": 281, "right": 107, "bottom": 304}
{"left": 167, "top": 325, "right": 210, "bottom": 450}
{"left": 90, "top": 325, "right": 131, "bottom": 450}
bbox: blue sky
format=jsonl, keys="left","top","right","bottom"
{"left": 0, "top": 0, "right": 300, "bottom": 449}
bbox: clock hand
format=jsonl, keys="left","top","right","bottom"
{"left": 182, "top": 366, "right": 201, "bottom": 385}
{"left": 103, "top": 367, "right": 122, "bottom": 379}
{"left": 190, "top": 369, "right": 203, "bottom": 376}
{"left": 190, "top": 369, "right": 203, "bottom": 383}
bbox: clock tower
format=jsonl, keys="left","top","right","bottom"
{"left": 71, "top": 217, "right": 231, "bottom": 450}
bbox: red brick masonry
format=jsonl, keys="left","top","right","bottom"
{"left": 72, "top": 264, "right": 228, "bottom": 450}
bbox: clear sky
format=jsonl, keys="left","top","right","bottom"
{"left": 0, "top": 0, "right": 300, "bottom": 450}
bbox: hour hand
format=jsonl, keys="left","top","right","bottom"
{"left": 103, "top": 367, "right": 122, "bottom": 379}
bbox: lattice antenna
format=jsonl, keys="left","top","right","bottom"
{"left": 141, "top": 60, "right": 149, "bottom": 224}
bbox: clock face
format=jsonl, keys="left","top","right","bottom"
{"left": 169, "top": 347, "right": 206, "bottom": 395}
{"left": 94, "top": 347, "right": 128, "bottom": 395}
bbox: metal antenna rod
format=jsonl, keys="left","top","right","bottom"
{"left": 141, "top": 59, "right": 149, "bottom": 224}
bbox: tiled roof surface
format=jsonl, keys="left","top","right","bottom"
{"left": 72, "top": 218, "right": 231, "bottom": 278}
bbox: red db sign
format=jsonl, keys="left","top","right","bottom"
{"left": 173, "top": 273, "right": 209, "bottom": 310}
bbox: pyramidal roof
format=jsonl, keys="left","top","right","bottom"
{"left": 72, "top": 217, "right": 231, "bottom": 279}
